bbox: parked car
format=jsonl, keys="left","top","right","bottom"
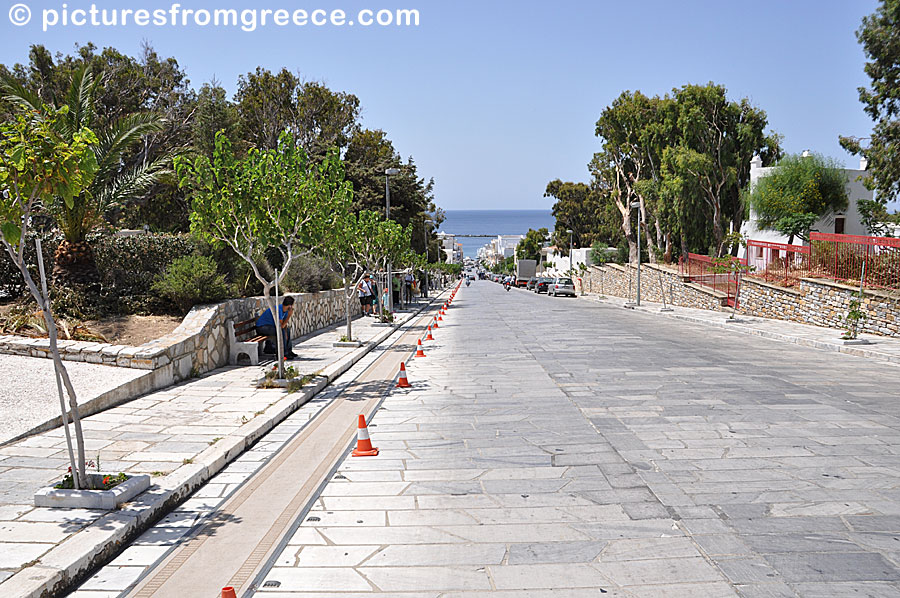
{"left": 549, "top": 277, "right": 576, "bottom": 297}
{"left": 525, "top": 277, "right": 538, "bottom": 290}
{"left": 534, "top": 277, "right": 553, "bottom": 293}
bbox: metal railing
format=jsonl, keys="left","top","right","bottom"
{"left": 809, "top": 232, "right": 900, "bottom": 290}
{"left": 745, "top": 240, "right": 810, "bottom": 287}
{"left": 680, "top": 253, "right": 747, "bottom": 304}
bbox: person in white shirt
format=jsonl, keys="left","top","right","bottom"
{"left": 357, "top": 273, "right": 374, "bottom": 316}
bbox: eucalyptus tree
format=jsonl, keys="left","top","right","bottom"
{"left": 176, "top": 131, "right": 351, "bottom": 375}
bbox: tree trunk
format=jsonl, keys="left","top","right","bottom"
{"left": 53, "top": 240, "right": 100, "bottom": 286}
{"left": 6, "top": 240, "right": 87, "bottom": 488}
{"left": 44, "top": 310, "right": 88, "bottom": 488}
{"left": 264, "top": 287, "right": 284, "bottom": 379}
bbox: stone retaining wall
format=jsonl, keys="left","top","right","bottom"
{"left": 583, "top": 263, "right": 900, "bottom": 338}
{"left": 740, "top": 277, "right": 900, "bottom": 337}
{"left": 584, "top": 263, "right": 725, "bottom": 311}
{"left": 0, "top": 289, "right": 359, "bottom": 383}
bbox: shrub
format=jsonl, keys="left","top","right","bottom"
{"left": 152, "top": 255, "right": 231, "bottom": 314}
{"left": 281, "top": 255, "right": 339, "bottom": 294}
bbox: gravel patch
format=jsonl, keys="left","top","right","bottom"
{"left": 0, "top": 355, "right": 148, "bottom": 444}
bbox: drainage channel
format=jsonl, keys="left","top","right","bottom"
{"left": 120, "top": 306, "right": 437, "bottom": 598}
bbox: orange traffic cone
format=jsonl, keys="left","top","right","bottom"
{"left": 433, "top": 317, "right": 439, "bottom": 329}
{"left": 222, "top": 588, "right": 237, "bottom": 598}
{"left": 437, "top": 312, "right": 443, "bottom": 321}
{"left": 351, "top": 414, "right": 379, "bottom": 457}
{"left": 397, "top": 362, "right": 412, "bottom": 388}
{"left": 425, "top": 326, "right": 434, "bottom": 341}
{"left": 415, "top": 339, "right": 427, "bottom": 358}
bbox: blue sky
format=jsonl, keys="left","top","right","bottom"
{"left": 1, "top": 0, "right": 883, "bottom": 210}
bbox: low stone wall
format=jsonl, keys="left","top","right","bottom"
{"left": 582, "top": 263, "right": 900, "bottom": 339}
{"left": 740, "top": 277, "right": 900, "bottom": 337}
{"left": 584, "top": 263, "right": 725, "bottom": 311}
{"left": 0, "top": 289, "right": 359, "bottom": 383}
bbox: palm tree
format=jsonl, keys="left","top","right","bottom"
{"left": 1, "top": 66, "right": 172, "bottom": 283}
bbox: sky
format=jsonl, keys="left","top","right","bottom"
{"left": 1, "top": 0, "right": 884, "bottom": 210}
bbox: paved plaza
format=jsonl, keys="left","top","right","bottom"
{"left": 6, "top": 280, "right": 900, "bottom": 597}
{"left": 249, "top": 281, "right": 900, "bottom": 597}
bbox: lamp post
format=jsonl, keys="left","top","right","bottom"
{"left": 566, "top": 229, "right": 574, "bottom": 275}
{"left": 631, "top": 201, "right": 641, "bottom": 306}
{"left": 385, "top": 167, "right": 400, "bottom": 315}
{"left": 423, "top": 216, "right": 433, "bottom": 299}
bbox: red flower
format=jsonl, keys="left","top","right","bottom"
{"left": 102, "top": 476, "right": 110, "bottom": 485}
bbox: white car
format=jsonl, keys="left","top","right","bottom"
{"left": 549, "top": 277, "right": 576, "bottom": 297}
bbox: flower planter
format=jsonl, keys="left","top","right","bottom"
{"left": 256, "top": 377, "right": 289, "bottom": 388}
{"left": 333, "top": 341, "right": 362, "bottom": 348}
{"left": 840, "top": 338, "right": 871, "bottom": 346}
{"left": 34, "top": 473, "right": 150, "bottom": 510}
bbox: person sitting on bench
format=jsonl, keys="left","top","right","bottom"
{"left": 255, "top": 296, "right": 297, "bottom": 360}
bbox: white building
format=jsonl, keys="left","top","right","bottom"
{"left": 436, "top": 232, "right": 463, "bottom": 264}
{"left": 543, "top": 247, "right": 595, "bottom": 275}
{"left": 478, "top": 234, "right": 523, "bottom": 266}
{"left": 740, "top": 154, "right": 872, "bottom": 251}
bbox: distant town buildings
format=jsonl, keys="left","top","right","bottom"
{"left": 476, "top": 235, "right": 523, "bottom": 265}
{"left": 436, "top": 232, "right": 464, "bottom": 264}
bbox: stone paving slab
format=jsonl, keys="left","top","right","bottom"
{"left": 0, "top": 296, "right": 444, "bottom": 598}
{"left": 590, "top": 294, "right": 900, "bottom": 367}
{"left": 249, "top": 281, "right": 900, "bottom": 597}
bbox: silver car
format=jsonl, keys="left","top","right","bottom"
{"left": 549, "top": 277, "right": 576, "bottom": 297}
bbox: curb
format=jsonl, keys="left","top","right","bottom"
{"left": 0, "top": 293, "right": 446, "bottom": 598}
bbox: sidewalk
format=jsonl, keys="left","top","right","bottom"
{"left": 584, "top": 293, "right": 900, "bottom": 366}
{"left": 0, "top": 296, "right": 442, "bottom": 598}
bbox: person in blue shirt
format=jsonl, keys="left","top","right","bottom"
{"left": 255, "top": 296, "right": 297, "bottom": 360}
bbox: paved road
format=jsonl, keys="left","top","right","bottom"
{"left": 248, "top": 280, "right": 900, "bottom": 598}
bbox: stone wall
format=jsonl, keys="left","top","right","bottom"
{"left": 740, "top": 277, "right": 900, "bottom": 337}
{"left": 0, "top": 289, "right": 359, "bottom": 382}
{"left": 584, "top": 263, "right": 725, "bottom": 311}
{"left": 582, "top": 263, "right": 900, "bottom": 339}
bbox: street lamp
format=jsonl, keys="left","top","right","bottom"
{"left": 630, "top": 201, "right": 641, "bottom": 306}
{"left": 566, "top": 229, "right": 574, "bottom": 275}
{"left": 423, "top": 216, "right": 434, "bottom": 299}
{"left": 385, "top": 168, "right": 400, "bottom": 315}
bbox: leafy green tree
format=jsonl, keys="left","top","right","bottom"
{"left": 0, "top": 108, "right": 99, "bottom": 489}
{"left": 323, "top": 209, "right": 409, "bottom": 340}
{"left": 192, "top": 80, "right": 240, "bottom": 158}
{"left": 516, "top": 227, "right": 549, "bottom": 261}
{"left": 344, "top": 128, "right": 439, "bottom": 254}
{"left": 1, "top": 66, "right": 172, "bottom": 282}
{"left": 668, "top": 83, "right": 780, "bottom": 256}
{"left": 748, "top": 153, "right": 849, "bottom": 243}
{"left": 176, "top": 132, "right": 351, "bottom": 374}
{"left": 841, "top": 0, "right": 900, "bottom": 204}
{"left": 544, "top": 180, "right": 608, "bottom": 251}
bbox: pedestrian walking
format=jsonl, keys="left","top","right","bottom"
{"left": 357, "top": 274, "right": 374, "bottom": 316}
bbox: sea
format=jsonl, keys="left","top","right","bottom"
{"left": 439, "top": 210, "right": 555, "bottom": 258}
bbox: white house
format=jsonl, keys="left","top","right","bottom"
{"left": 740, "top": 153, "right": 872, "bottom": 252}
{"left": 543, "top": 247, "right": 595, "bottom": 275}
